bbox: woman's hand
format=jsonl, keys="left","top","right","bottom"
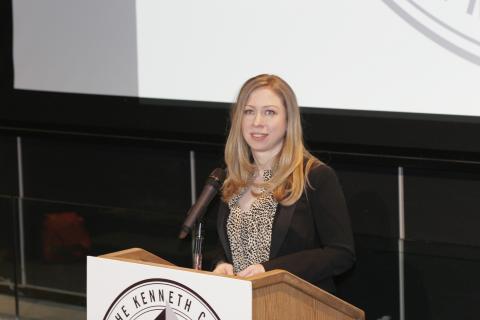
{"left": 213, "top": 262, "right": 234, "bottom": 275}
{"left": 237, "top": 264, "right": 265, "bottom": 277}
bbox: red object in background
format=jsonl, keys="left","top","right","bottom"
{"left": 42, "top": 212, "right": 91, "bottom": 263}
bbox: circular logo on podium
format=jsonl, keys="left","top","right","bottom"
{"left": 383, "top": 0, "right": 480, "bottom": 65}
{"left": 103, "top": 279, "right": 221, "bottom": 320}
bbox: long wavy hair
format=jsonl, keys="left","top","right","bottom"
{"left": 222, "top": 74, "right": 321, "bottom": 206}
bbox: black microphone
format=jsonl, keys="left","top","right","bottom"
{"left": 178, "top": 168, "right": 226, "bottom": 239}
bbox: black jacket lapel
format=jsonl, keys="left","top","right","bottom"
{"left": 269, "top": 203, "right": 297, "bottom": 259}
{"left": 217, "top": 202, "right": 232, "bottom": 263}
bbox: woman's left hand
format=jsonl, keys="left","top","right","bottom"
{"left": 237, "top": 264, "right": 265, "bottom": 277}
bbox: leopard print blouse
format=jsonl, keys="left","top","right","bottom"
{"left": 227, "top": 170, "right": 278, "bottom": 274}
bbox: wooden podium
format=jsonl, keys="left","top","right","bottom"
{"left": 91, "top": 248, "right": 364, "bottom": 320}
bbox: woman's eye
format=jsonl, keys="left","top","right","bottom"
{"left": 244, "top": 109, "right": 254, "bottom": 115}
{"left": 265, "top": 109, "right": 276, "bottom": 116}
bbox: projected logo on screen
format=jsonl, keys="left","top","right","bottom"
{"left": 384, "top": 0, "right": 480, "bottom": 65}
{"left": 103, "top": 279, "right": 221, "bottom": 320}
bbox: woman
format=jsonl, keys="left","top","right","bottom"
{"left": 213, "top": 74, "right": 354, "bottom": 293}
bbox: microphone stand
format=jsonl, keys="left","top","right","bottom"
{"left": 192, "top": 221, "right": 204, "bottom": 270}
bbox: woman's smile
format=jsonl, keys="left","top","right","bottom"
{"left": 250, "top": 132, "right": 268, "bottom": 141}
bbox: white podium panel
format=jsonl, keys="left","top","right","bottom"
{"left": 87, "top": 257, "right": 252, "bottom": 320}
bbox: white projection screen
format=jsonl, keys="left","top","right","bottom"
{"left": 13, "top": 0, "right": 480, "bottom": 117}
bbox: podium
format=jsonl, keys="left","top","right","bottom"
{"left": 87, "top": 248, "right": 364, "bottom": 320}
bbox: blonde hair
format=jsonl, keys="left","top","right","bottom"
{"left": 222, "top": 74, "right": 321, "bottom": 206}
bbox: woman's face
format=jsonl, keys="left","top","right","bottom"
{"left": 241, "top": 87, "right": 287, "bottom": 160}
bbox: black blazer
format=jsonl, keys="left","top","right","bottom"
{"left": 216, "top": 164, "right": 355, "bottom": 293}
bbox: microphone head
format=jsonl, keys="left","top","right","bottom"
{"left": 206, "top": 168, "right": 226, "bottom": 190}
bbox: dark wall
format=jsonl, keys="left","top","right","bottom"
{"left": 2, "top": 129, "right": 480, "bottom": 319}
